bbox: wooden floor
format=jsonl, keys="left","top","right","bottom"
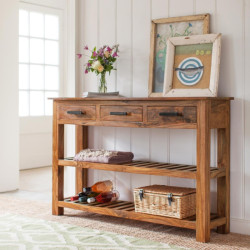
{"left": 0, "top": 166, "right": 52, "bottom": 202}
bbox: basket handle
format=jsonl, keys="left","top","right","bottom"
{"left": 139, "top": 189, "right": 144, "bottom": 201}
{"left": 167, "top": 193, "right": 173, "bottom": 206}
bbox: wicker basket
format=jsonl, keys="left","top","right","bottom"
{"left": 134, "top": 185, "right": 196, "bottom": 219}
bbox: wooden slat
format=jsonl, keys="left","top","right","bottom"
{"left": 156, "top": 165, "right": 188, "bottom": 170}
{"left": 58, "top": 201, "right": 196, "bottom": 229}
{"left": 93, "top": 201, "right": 124, "bottom": 207}
{"left": 99, "top": 201, "right": 131, "bottom": 209}
{"left": 76, "top": 162, "right": 196, "bottom": 179}
{"left": 152, "top": 164, "right": 174, "bottom": 169}
{"left": 124, "top": 161, "right": 149, "bottom": 166}
{"left": 156, "top": 164, "right": 186, "bottom": 169}
{"left": 183, "top": 168, "right": 197, "bottom": 171}
{"left": 150, "top": 164, "right": 180, "bottom": 169}
{"left": 173, "top": 165, "right": 196, "bottom": 170}
{"left": 114, "top": 204, "right": 135, "bottom": 210}
{"left": 135, "top": 163, "right": 170, "bottom": 168}
{"left": 126, "top": 162, "right": 157, "bottom": 167}
{"left": 188, "top": 168, "right": 199, "bottom": 172}
{"left": 123, "top": 207, "right": 135, "bottom": 211}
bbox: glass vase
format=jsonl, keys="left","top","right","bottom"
{"left": 98, "top": 72, "right": 107, "bottom": 93}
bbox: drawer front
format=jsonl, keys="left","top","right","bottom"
{"left": 100, "top": 105, "right": 143, "bottom": 122}
{"left": 58, "top": 105, "right": 96, "bottom": 121}
{"left": 147, "top": 106, "right": 197, "bottom": 124}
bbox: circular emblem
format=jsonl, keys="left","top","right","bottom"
{"left": 176, "top": 57, "right": 204, "bottom": 86}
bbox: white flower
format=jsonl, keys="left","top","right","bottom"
{"left": 92, "top": 60, "right": 102, "bottom": 70}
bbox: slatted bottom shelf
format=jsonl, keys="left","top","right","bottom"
{"left": 59, "top": 199, "right": 226, "bottom": 230}
{"left": 58, "top": 158, "right": 225, "bottom": 179}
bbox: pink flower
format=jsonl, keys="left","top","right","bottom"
{"left": 84, "top": 45, "right": 88, "bottom": 50}
{"left": 107, "top": 46, "right": 112, "bottom": 53}
{"left": 87, "top": 62, "right": 91, "bottom": 67}
{"left": 85, "top": 69, "right": 88, "bottom": 74}
{"left": 93, "top": 51, "right": 97, "bottom": 57}
{"left": 76, "top": 54, "right": 82, "bottom": 59}
{"left": 112, "top": 52, "right": 118, "bottom": 57}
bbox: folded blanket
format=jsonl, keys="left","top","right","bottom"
{"left": 74, "top": 149, "right": 134, "bottom": 164}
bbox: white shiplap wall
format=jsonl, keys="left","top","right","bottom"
{"left": 76, "top": 0, "right": 250, "bottom": 234}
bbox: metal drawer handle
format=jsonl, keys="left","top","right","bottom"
{"left": 67, "top": 111, "right": 85, "bottom": 115}
{"left": 159, "top": 112, "right": 182, "bottom": 117}
{"left": 110, "top": 112, "right": 128, "bottom": 116}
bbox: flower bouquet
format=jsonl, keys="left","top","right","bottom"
{"left": 77, "top": 44, "right": 119, "bottom": 93}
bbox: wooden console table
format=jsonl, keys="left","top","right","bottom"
{"left": 52, "top": 97, "right": 233, "bottom": 243}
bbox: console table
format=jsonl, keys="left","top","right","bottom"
{"left": 52, "top": 97, "right": 233, "bottom": 243}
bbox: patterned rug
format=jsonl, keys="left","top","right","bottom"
{"left": 0, "top": 213, "right": 187, "bottom": 250}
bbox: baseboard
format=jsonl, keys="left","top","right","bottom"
{"left": 20, "top": 165, "right": 52, "bottom": 171}
{"left": 231, "top": 218, "right": 250, "bottom": 235}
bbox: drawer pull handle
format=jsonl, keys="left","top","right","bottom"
{"left": 110, "top": 112, "right": 128, "bottom": 116}
{"left": 67, "top": 111, "right": 85, "bottom": 115}
{"left": 159, "top": 112, "right": 182, "bottom": 117}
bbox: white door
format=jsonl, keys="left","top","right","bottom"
{"left": 19, "top": 3, "right": 63, "bottom": 169}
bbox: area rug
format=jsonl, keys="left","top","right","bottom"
{"left": 0, "top": 196, "right": 250, "bottom": 250}
{"left": 0, "top": 213, "right": 185, "bottom": 250}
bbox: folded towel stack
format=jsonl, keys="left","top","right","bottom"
{"left": 74, "top": 149, "right": 134, "bottom": 164}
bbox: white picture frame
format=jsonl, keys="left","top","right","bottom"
{"left": 163, "top": 33, "right": 221, "bottom": 97}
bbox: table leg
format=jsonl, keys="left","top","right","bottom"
{"left": 217, "top": 102, "right": 230, "bottom": 233}
{"left": 196, "top": 101, "right": 211, "bottom": 242}
{"left": 52, "top": 123, "right": 64, "bottom": 215}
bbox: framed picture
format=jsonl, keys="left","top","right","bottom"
{"left": 148, "top": 14, "right": 210, "bottom": 97}
{"left": 163, "top": 33, "right": 221, "bottom": 97}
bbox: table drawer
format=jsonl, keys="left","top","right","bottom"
{"left": 147, "top": 106, "right": 197, "bottom": 124}
{"left": 100, "top": 105, "right": 143, "bottom": 122}
{"left": 58, "top": 105, "right": 96, "bottom": 121}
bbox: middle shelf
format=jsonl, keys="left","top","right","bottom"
{"left": 58, "top": 159, "right": 225, "bottom": 179}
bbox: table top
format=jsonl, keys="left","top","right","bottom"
{"left": 51, "top": 97, "right": 234, "bottom": 102}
